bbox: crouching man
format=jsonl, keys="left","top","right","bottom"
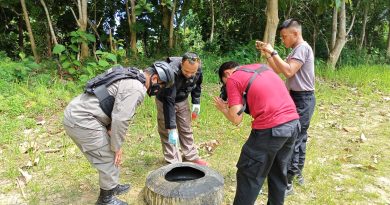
{"left": 214, "top": 61, "right": 300, "bottom": 205}
{"left": 63, "top": 62, "right": 174, "bottom": 205}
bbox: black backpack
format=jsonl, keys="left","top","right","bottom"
{"left": 84, "top": 65, "right": 146, "bottom": 118}
{"left": 235, "top": 65, "right": 268, "bottom": 115}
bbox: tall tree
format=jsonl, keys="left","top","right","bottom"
{"left": 331, "top": 5, "right": 338, "bottom": 50}
{"left": 20, "top": 0, "right": 39, "bottom": 62}
{"left": 70, "top": 0, "right": 89, "bottom": 59}
{"left": 327, "top": 0, "right": 356, "bottom": 68}
{"left": 209, "top": 0, "right": 215, "bottom": 43}
{"left": 40, "top": 0, "right": 57, "bottom": 45}
{"left": 387, "top": 18, "right": 390, "bottom": 57}
{"left": 126, "top": 0, "right": 137, "bottom": 55}
{"left": 358, "top": 3, "right": 369, "bottom": 50}
{"left": 263, "top": 0, "right": 278, "bottom": 46}
{"left": 168, "top": 0, "right": 176, "bottom": 49}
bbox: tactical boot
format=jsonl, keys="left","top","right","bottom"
{"left": 297, "top": 174, "right": 305, "bottom": 186}
{"left": 287, "top": 173, "right": 295, "bottom": 185}
{"left": 96, "top": 188, "right": 128, "bottom": 205}
{"left": 113, "top": 184, "right": 131, "bottom": 196}
{"left": 285, "top": 183, "right": 294, "bottom": 196}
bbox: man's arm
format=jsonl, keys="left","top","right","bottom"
{"left": 110, "top": 80, "right": 145, "bottom": 152}
{"left": 214, "top": 97, "right": 243, "bottom": 125}
{"left": 257, "top": 43, "right": 302, "bottom": 78}
{"left": 191, "top": 70, "right": 202, "bottom": 104}
{"left": 267, "top": 54, "right": 302, "bottom": 78}
{"left": 162, "top": 86, "right": 177, "bottom": 129}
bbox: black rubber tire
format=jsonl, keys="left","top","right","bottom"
{"left": 144, "top": 162, "right": 224, "bottom": 205}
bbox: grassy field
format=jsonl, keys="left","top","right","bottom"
{"left": 0, "top": 64, "right": 389, "bottom": 205}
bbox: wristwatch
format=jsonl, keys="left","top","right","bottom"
{"left": 271, "top": 50, "right": 278, "bottom": 56}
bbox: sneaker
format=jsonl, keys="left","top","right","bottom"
{"left": 112, "top": 184, "right": 131, "bottom": 196}
{"left": 191, "top": 159, "right": 208, "bottom": 166}
{"left": 285, "top": 183, "right": 294, "bottom": 196}
{"left": 297, "top": 174, "right": 304, "bottom": 186}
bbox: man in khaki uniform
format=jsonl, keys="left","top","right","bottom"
{"left": 155, "top": 52, "right": 207, "bottom": 166}
{"left": 63, "top": 62, "right": 174, "bottom": 205}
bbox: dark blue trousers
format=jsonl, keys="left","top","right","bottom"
{"left": 233, "top": 120, "right": 299, "bottom": 205}
{"left": 288, "top": 91, "right": 316, "bottom": 180}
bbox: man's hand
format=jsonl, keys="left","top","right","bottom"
{"left": 255, "top": 41, "right": 274, "bottom": 55}
{"left": 168, "top": 129, "right": 178, "bottom": 145}
{"left": 213, "top": 96, "right": 228, "bottom": 113}
{"left": 192, "top": 104, "right": 201, "bottom": 120}
{"left": 114, "top": 148, "right": 123, "bottom": 167}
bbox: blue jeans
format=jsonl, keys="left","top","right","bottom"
{"left": 288, "top": 91, "right": 316, "bottom": 180}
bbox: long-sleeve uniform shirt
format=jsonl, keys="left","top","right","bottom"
{"left": 63, "top": 78, "right": 146, "bottom": 152}
{"left": 156, "top": 58, "right": 203, "bottom": 129}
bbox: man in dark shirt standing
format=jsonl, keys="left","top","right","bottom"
{"left": 155, "top": 52, "right": 208, "bottom": 166}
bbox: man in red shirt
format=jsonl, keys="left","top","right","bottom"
{"left": 214, "top": 61, "right": 300, "bottom": 205}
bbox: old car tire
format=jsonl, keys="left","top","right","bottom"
{"left": 144, "top": 162, "right": 224, "bottom": 205}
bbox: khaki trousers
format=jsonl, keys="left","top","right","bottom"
{"left": 64, "top": 124, "right": 119, "bottom": 190}
{"left": 156, "top": 99, "right": 199, "bottom": 163}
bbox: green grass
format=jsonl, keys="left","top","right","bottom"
{"left": 0, "top": 64, "right": 389, "bottom": 204}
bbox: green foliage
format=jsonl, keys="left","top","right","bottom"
{"left": 135, "top": 0, "right": 153, "bottom": 15}
{"left": 52, "top": 30, "right": 126, "bottom": 81}
{"left": 177, "top": 10, "right": 205, "bottom": 53}
{"left": 0, "top": 52, "right": 40, "bottom": 82}
{"left": 70, "top": 30, "right": 96, "bottom": 44}
{"left": 337, "top": 47, "right": 389, "bottom": 67}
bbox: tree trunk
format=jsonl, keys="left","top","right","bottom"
{"left": 331, "top": 5, "right": 338, "bottom": 50}
{"left": 109, "top": 29, "right": 113, "bottom": 52}
{"left": 79, "top": 0, "right": 89, "bottom": 59}
{"left": 210, "top": 0, "right": 215, "bottom": 42}
{"left": 162, "top": 6, "right": 170, "bottom": 30}
{"left": 168, "top": 0, "right": 177, "bottom": 49}
{"left": 387, "top": 19, "right": 390, "bottom": 57}
{"left": 359, "top": 5, "right": 368, "bottom": 50}
{"left": 46, "top": 26, "right": 52, "bottom": 57}
{"left": 20, "top": 0, "right": 40, "bottom": 62}
{"left": 126, "top": 0, "right": 137, "bottom": 55}
{"left": 18, "top": 15, "right": 24, "bottom": 52}
{"left": 130, "top": 0, "right": 137, "bottom": 54}
{"left": 263, "top": 0, "right": 279, "bottom": 47}
{"left": 312, "top": 27, "right": 317, "bottom": 56}
{"left": 40, "top": 0, "right": 57, "bottom": 45}
{"left": 160, "top": 3, "right": 170, "bottom": 50}
{"left": 328, "top": 0, "right": 347, "bottom": 68}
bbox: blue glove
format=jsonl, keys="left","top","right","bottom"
{"left": 168, "top": 129, "right": 178, "bottom": 145}
{"left": 192, "top": 104, "right": 201, "bottom": 115}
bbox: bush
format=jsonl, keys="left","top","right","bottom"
{"left": 0, "top": 52, "right": 40, "bottom": 82}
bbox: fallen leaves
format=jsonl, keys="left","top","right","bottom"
{"left": 342, "top": 163, "right": 378, "bottom": 171}
{"left": 359, "top": 133, "right": 367, "bottom": 143}
{"left": 18, "top": 141, "right": 38, "bottom": 154}
{"left": 198, "top": 140, "right": 220, "bottom": 154}
{"left": 16, "top": 168, "right": 33, "bottom": 198}
{"left": 342, "top": 126, "right": 359, "bottom": 132}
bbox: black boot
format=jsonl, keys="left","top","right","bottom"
{"left": 113, "top": 184, "right": 131, "bottom": 196}
{"left": 96, "top": 188, "right": 128, "bottom": 205}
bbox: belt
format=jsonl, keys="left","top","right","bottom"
{"left": 290, "top": 90, "right": 314, "bottom": 95}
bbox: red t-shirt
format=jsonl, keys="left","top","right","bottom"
{"left": 226, "top": 64, "right": 299, "bottom": 129}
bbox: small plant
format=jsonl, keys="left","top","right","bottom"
{"left": 53, "top": 29, "right": 123, "bottom": 81}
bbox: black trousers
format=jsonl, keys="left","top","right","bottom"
{"left": 233, "top": 120, "right": 299, "bottom": 205}
{"left": 288, "top": 91, "right": 316, "bottom": 179}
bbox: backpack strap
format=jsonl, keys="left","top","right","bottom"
{"left": 236, "top": 65, "right": 268, "bottom": 115}
{"left": 84, "top": 66, "right": 145, "bottom": 118}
